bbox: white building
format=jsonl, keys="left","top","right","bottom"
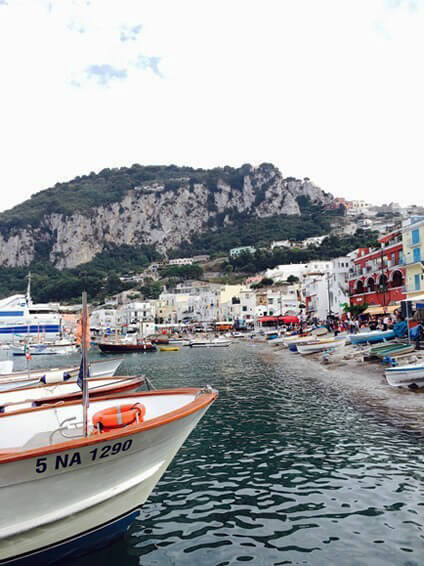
{"left": 117, "top": 301, "right": 156, "bottom": 326}
{"left": 327, "top": 256, "right": 351, "bottom": 316}
{"left": 168, "top": 258, "right": 193, "bottom": 266}
{"left": 302, "top": 235, "right": 328, "bottom": 248}
{"left": 229, "top": 246, "right": 256, "bottom": 258}
{"left": 265, "top": 261, "right": 332, "bottom": 283}
{"left": 270, "top": 240, "right": 293, "bottom": 250}
{"left": 90, "top": 308, "right": 117, "bottom": 331}
{"left": 347, "top": 200, "right": 370, "bottom": 216}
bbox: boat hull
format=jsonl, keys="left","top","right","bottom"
{"left": 349, "top": 330, "right": 395, "bottom": 345}
{"left": 385, "top": 366, "right": 424, "bottom": 388}
{"left": 0, "top": 358, "right": 123, "bottom": 391}
{"left": 0, "top": 394, "right": 214, "bottom": 564}
{"left": 97, "top": 343, "right": 157, "bottom": 353}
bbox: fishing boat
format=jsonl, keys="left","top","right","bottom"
{"left": 0, "top": 290, "right": 219, "bottom": 564}
{"left": 189, "top": 338, "right": 232, "bottom": 348}
{"left": 369, "top": 343, "right": 415, "bottom": 359}
{"left": 97, "top": 340, "right": 157, "bottom": 353}
{"left": 297, "top": 338, "right": 346, "bottom": 355}
{"left": 159, "top": 346, "right": 179, "bottom": 352}
{"left": 168, "top": 338, "right": 190, "bottom": 346}
{"left": 0, "top": 358, "right": 123, "bottom": 391}
{"left": 385, "top": 363, "right": 424, "bottom": 388}
{"left": 9, "top": 341, "right": 77, "bottom": 357}
{"left": 0, "top": 387, "right": 217, "bottom": 564}
{"left": 0, "top": 376, "right": 144, "bottom": 414}
{"left": 348, "top": 330, "right": 395, "bottom": 345}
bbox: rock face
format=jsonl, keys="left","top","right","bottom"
{"left": 0, "top": 164, "right": 333, "bottom": 269}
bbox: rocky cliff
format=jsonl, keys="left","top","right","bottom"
{"left": 0, "top": 163, "right": 333, "bottom": 269}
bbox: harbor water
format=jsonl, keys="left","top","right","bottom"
{"left": 16, "top": 342, "right": 424, "bottom": 565}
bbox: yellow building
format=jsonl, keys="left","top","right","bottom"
{"left": 402, "top": 216, "right": 424, "bottom": 300}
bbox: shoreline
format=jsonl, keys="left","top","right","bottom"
{"left": 254, "top": 339, "right": 424, "bottom": 434}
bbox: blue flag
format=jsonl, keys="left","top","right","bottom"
{"left": 77, "top": 358, "right": 90, "bottom": 390}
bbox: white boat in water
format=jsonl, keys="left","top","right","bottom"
{"left": 9, "top": 340, "right": 77, "bottom": 356}
{"left": 0, "top": 358, "right": 123, "bottom": 391}
{"left": 385, "top": 363, "right": 424, "bottom": 388}
{"left": 0, "top": 386, "right": 217, "bottom": 564}
{"left": 0, "top": 376, "right": 144, "bottom": 414}
{"left": 190, "top": 338, "right": 232, "bottom": 348}
{"left": 0, "top": 275, "right": 62, "bottom": 343}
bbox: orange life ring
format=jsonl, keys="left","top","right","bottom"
{"left": 92, "top": 403, "right": 146, "bottom": 432}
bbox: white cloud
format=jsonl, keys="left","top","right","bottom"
{"left": 0, "top": 0, "right": 423, "bottom": 212}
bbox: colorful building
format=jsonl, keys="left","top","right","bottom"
{"left": 402, "top": 216, "right": 424, "bottom": 300}
{"left": 348, "top": 228, "right": 406, "bottom": 311}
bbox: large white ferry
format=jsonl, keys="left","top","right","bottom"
{"left": 0, "top": 277, "right": 62, "bottom": 342}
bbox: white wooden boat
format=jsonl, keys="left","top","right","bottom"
{"left": 0, "top": 358, "right": 123, "bottom": 391}
{"left": 9, "top": 341, "right": 77, "bottom": 356}
{"left": 0, "top": 376, "right": 144, "bottom": 414}
{"left": 385, "top": 363, "right": 424, "bottom": 388}
{"left": 297, "top": 338, "right": 346, "bottom": 355}
{"left": 0, "top": 387, "right": 217, "bottom": 564}
{"left": 189, "top": 338, "right": 232, "bottom": 348}
{"left": 348, "top": 330, "right": 395, "bottom": 345}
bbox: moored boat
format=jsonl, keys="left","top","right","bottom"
{"left": 297, "top": 338, "right": 346, "bottom": 355}
{"left": 9, "top": 341, "right": 77, "bottom": 356}
{"left": 0, "top": 358, "right": 123, "bottom": 391}
{"left": 97, "top": 341, "right": 157, "bottom": 353}
{"left": 0, "top": 376, "right": 144, "bottom": 414}
{"left": 385, "top": 363, "right": 424, "bottom": 388}
{"left": 348, "top": 330, "right": 395, "bottom": 345}
{"left": 189, "top": 338, "right": 232, "bottom": 348}
{"left": 159, "top": 346, "right": 179, "bottom": 352}
{"left": 0, "top": 386, "right": 217, "bottom": 564}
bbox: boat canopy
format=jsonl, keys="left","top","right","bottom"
{"left": 364, "top": 305, "right": 400, "bottom": 315}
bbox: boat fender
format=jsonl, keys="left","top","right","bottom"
{"left": 40, "top": 374, "right": 66, "bottom": 384}
{"left": 92, "top": 402, "right": 146, "bottom": 432}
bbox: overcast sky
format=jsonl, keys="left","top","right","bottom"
{"left": 0, "top": 0, "right": 422, "bottom": 212}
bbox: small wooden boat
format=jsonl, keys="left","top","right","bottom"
{"left": 159, "top": 346, "right": 179, "bottom": 352}
{"left": 9, "top": 341, "right": 77, "bottom": 356}
{"left": 189, "top": 338, "right": 232, "bottom": 348}
{"left": 297, "top": 338, "right": 346, "bottom": 355}
{"left": 0, "top": 358, "right": 123, "bottom": 391}
{"left": 0, "top": 376, "right": 144, "bottom": 414}
{"left": 371, "top": 343, "right": 415, "bottom": 359}
{"left": 0, "top": 386, "right": 217, "bottom": 564}
{"left": 385, "top": 363, "right": 424, "bottom": 388}
{"left": 97, "top": 341, "right": 157, "bottom": 353}
{"left": 349, "top": 330, "right": 395, "bottom": 345}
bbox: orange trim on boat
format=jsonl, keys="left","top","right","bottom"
{"left": 0, "top": 388, "right": 218, "bottom": 464}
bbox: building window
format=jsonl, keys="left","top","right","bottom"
{"left": 412, "top": 229, "right": 420, "bottom": 245}
{"left": 415, "top": 274, "right": 421, "bottom": 291}
{"left": 413, "top": 247, "right": 421, "bottom": 263}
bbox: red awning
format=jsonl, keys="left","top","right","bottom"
{"left": 259, "top": 316, "right": 279, "bottom": 323}
{"left": 259, "top": 315, "right": 299, "bottom": 324}
{"left": 280, "top": 316, "right": 299, "bottom": 324}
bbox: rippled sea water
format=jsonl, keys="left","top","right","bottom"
{"left": 21, "top": 342, "right": 424, "bottom": 565}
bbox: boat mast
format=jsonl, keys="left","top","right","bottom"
{"left": 81, "top": 291, "right": 89, "bottom": 437}
{"left": 26, "top": 272, "right": 32, "bottom": 307}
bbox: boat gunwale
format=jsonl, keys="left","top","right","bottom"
{"left": 0, "top": 357, "right": 123, "bottom": 382}
{"left": 0, "top": 376, "right": 145, "bottom": 413}
{"left": 0, "top": 375, "right": 141, "bottom": 395}
{"left": 0, "top": 388, "right": 218, "bottom": 464}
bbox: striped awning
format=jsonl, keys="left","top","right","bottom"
{"left": 364, "top": 304, "right": 400, "bottom": 315}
